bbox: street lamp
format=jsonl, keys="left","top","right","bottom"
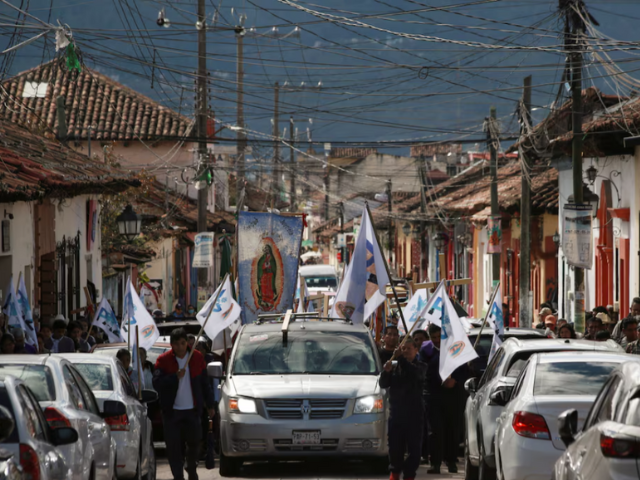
{"left": 586, "top": 165, "right": 598, "bottom": 184}
{"left": 116, "top": 205, "right": 141, "bottom": 242}
{"left": 402, "top": 223, "right": 412, "bottom": 237}
{"left": 553, "top": 230, "right": 560, "bottom": 249}
{"left": 433, "top": 231, "right": 449, "bottom": 250}
{"left": 568, "top": 184, "right": 600, "bottom": 218}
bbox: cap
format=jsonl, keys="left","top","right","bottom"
{"left": 596, "top": 312, "right": 614, "bottom": 324}
{"left": 544, "top": 315, "right": 557, "bottom": 325}
{"left": 54, "top": 314, "right": 68, "bottom": 325}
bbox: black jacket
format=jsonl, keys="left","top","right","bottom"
{"left": 379, "top": 355, "right": 427, "bottom": 419}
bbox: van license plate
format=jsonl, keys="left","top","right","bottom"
{"left": 292, "top": 430, "right": 321, "bottom": 445}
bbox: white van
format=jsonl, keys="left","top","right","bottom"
{"left": 298, "top": 265, "right": 339, "bottom": 295}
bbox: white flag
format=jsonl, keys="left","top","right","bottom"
{"left": 331, "top": 207, "right": 390, "bottom": 323}
{"left": 487, "top": 286, "right": 504, "bottom": 362}
{"left": 413, "top": 281, "right": 447, "bottom": 330}
{"left": 296, "top": 275, "right": 311, "bottom": 314}
{"left": 2, "top": 277, "right": 33, "bottom": 345}
{"left": 16, "top": 276, "right": 37, "bottom": 346}
{"left": 92, "top": 298, "right": 125, "bottom": 344}
{"left": 196, "top": 276, "right": 242, "bottom": 345}
{"left": 399, "top": 289, "right": 428, "bottom": 335}
{"left": 121, "top": 280, "right": 159, "bottom": 351}
{"left": 439, "top": 287, "right": 478, "bottom": 382}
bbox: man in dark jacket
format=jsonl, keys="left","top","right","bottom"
{"left": 154, "top": 328, "right": 215, "bottom": 480}
{"left": 420, "top": 323, "right": 469, "bottom": 474}
{"left": 379, "top": 338, "right": 427, "bottom": 480}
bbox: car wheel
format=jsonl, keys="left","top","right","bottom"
{"left": 219, "top": 451, "right": 242, "bottom": 478}
{"left": 464, "top": 439, "right": 479, "bottom": 480}
{"left": 142, "top": 439, "right": 156, "bottom": 480}
{"left": 478, "top": 435, "right": 496, "bottom": 480}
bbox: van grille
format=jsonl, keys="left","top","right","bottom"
{"left": 263, "top": 398, "right": 348, "bottom": 420}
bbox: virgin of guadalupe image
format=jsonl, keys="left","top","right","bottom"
{"left": 255, "top": 244, "right": 280, "bottom": 310}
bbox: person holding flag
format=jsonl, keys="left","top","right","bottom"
{"left": 92, "top": 297, "right": 126, "bottom": 344}
{"left": 419, "top": 285, "right": 477, "bottom": 474}
{"left": 486, "top": 285, "right": 504, "bottom": 362}
{"left": 3, "top": 277, "right": 35, "bottom": 348}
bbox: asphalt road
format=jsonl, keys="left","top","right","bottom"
{"left": 155, "top": 456, "right": 465, "bottom": 480}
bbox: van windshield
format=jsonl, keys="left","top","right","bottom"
{"left": 304, "top": 276, "right": 338, "bottom": 289}
{"left": 233, "top": 330, "right": 379, "bottom": 375}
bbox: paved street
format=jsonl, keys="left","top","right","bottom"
{"left": 155, "top": 456, "right": 464, "bottom": 480}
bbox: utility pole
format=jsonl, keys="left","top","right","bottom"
{"left": 289, "top": 116, "right": 296, "bottom": 211}
{"left": 323, "top": 144, "right": 331, "bottom": 221}
{"left": 235, "top": 26, "right": 246, "bottom": 203}
{"left": 387, "top": 179, "right": 393, "bottom": 266}
{"left": 272, "top": 82, "right": 280, "bottom": 208}
{"left": 488, "top": 107, "right": 500, "bottom": 283}
{"left": 519, "top": 76, "right": 533, "bottom": 328}
{"left": 196, "top": 0, "right": 208, "bottom": 285}
{"left": 338, "top": 201, "right": 345, "bottom": 265}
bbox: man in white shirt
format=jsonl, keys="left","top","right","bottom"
{"left": 153, "top": 328, "right": 215, "bottom": 480}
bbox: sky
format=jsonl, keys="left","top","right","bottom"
{"left": 1, "top": 0, "right": 640, "bottom": 159}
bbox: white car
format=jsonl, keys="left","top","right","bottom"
{"left": 553, "top": 360, "right": 640, "bottom": 480}
{"left": 298, "top": 265, "right": 339, "bottom": 295}
{"left": 0, "top": 355, "right": 116, "bottom": 480}
{"left": 0, "top": 374, "right": 76, "bottom": 480}
{"left": 493, "top": 351, "right": 638, "bottom": 480}
{"left": 464, "top": 338, "right": 624, "bottom": 480}
{"left": 61, "top": 354, "right": 157, "bottom": 480}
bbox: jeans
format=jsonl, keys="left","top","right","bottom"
{"left": 388, "top": 415, "right": 423, "bottom": 478}
{"left": 163, "top": 409, "right": 202, "bottom": 480}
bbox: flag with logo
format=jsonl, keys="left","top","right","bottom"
{"left": 16, "top": 275, "right": 37, "bottom": 346}
{"left": 412, "top": 281, "right": 447, "bottom": 330}
{"left": 92, "top": 297, "right": 125, "bottom": 344}
{"left": 439, "top": 286, "right": 478, "bottom": 382}
{"left": 487, "top": 285, "right": 504, "bottom": 362}
{"left": 121, "top": 279, "right": 159, "bottom": 351}
{"left": 2, "top": 277, "right": 33, "bottom": 345}
{"left": 331, "top": 207, "right": 390, "bottom": 324}
{"left": 197, "top": 275, "right": 242, "bottom": 345}
{"left": 399, "top": 288, "right": 428, "bottom": 335}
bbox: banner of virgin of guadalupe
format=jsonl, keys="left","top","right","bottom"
{"left": 237, "top": 212, "right": 304, "bottom": 325}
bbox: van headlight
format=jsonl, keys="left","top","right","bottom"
{"left": 228, "top": 397, "right": 257, "bottom": 414}
{"left": 354, "top": 395, "right": 384, "bottom": 414}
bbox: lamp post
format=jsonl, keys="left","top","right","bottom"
{"left": 568, "top": 184, "right": 600, "bottom": 218}
{"left": 116, "top": 205, "right": 141, "bottom": 242}
{"left": 402, "top": 223, "right": 412, "bottom": 237}
{"left": 433, "top": 231, "right": 449, "bottom": 281}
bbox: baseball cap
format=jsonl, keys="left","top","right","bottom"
{"left": 596, "top": 312, "right": 614, "bottom": 324}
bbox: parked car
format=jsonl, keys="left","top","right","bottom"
{"left": 463, "top": 338, "right": 624, "bottom": 480}
{"left": 493, "top": 351, "right": 638, "bottom": 480}
{"left": 0, "top": 356, "right": 116, "bottom": 480}
{"left": 91, "top": 342, "right": 171, "bottom": 365}
{"left": 553, "top": 360, "right": 640, "bottom": 480}
{"left": 60, "top": 354, "right": 157, "bottom": 480}
{"left": 0, "top": 374, "right": 79, "bottom": 480}
{"left": 299, "top": 265, "right": 339, "bottom": 294}
{"left": 211, "top": 319, "right": 387, "bottom": 477}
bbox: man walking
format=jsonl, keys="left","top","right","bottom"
{"left": 154, "top": 328, "right": 215, "bottom": 480}
{"left": 378, "top": 325, "right": 400, "bottom": 364}
{"left": 623, "top": 318, "right": 640, "bottom": 354}
{"left": 379, "top": 338, "right": 426, "bottom": 480}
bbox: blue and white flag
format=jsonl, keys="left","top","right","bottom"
{"left": 331, "top": 207, "right": 390, "bottom": 324}
{"left": 197, "top": 275, "right": 242, "bottom": 344}
{"left": 487, "top": 286, "right": 504, "bottom": 362}
{"left": 399, "top": 289, "right": 428, "bottom": 335}
{"left": 121, "top": 279, "right": 159, "bottom": 351}
{"left": 2, "top": 277, "right": 33, "bottom": 346}
{"left": 16, "top": 275, "right": 37, "bottom": 346}
{"left": 439, "top": 286, "right": 478, "bottom": 382}
{"left": 92, "top": 297, "right": 125, "bottom": 344}
{"left": 412, "top": 281, "right": 447, "bottom": 330}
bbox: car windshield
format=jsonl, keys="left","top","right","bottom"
{"left": 304, "top": 276, "right": 337, "bottom": 289}
{"left": 0, "top": 365, "right": 55, "bottom": 402}
{"left": 233, "top": 330, "right": 379, "bottom": 375}
{"left": 74, "top": 364, "right": 114, "bottom": 391}
{"left": 534, "top": 362, "right": 619, "bottom": 396}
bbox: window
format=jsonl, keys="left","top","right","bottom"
{"left": 70, "top": 368, "right": 100, "bottom": 416}
{"left": 117, "top": 364, "right": 136, "bottom": 397}
{"left": 595, "top": 376, "right": 623, "bottom": 424}
{"left": 584, "top": 375, "right": 622, "bottom": 429}
{"left": 22, "top": 387, "right": 50, "bottom": 442}
{"left": 74, "top": 364, "right": 114, "bottom": 391}
{"left": 510, "top": 361, "right": 531, "bottom": 400}
{"left": 478, "top": 347, "right": 505, "bottom": 388}
{"left": 534, "top": 362, "right": 619, "bottom": 396}
{"left": 506, "top": 359, "right": 528, "bottom": 378}
{"left": 622, "top": 396, "right": 640, "bottom": 426}
{"left": 0, "top": 365, "right": 55, "bottom": 401}
{"left": 17, "top": 386, "right": 45, "bottom": 441}
{"left": 63, "top": 366, "right": 85, "bottom": 410}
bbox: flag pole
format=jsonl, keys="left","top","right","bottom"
{"left": 474, "top": 281, "right": 501, "bottom": 348}
{"left": 185, "top": 273, "right": 230, "bottom": 367}
{"left": 364, "top": 202, "right": 410, "bottom": 335}
{"left": 135, "top": 325, "right": 142, "bottom": 400}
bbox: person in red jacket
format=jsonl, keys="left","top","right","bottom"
{"left": 153, "top": 328, "right": 215, "bottom": 480}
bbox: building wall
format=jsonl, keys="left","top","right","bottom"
{"left": 0, "top": 202, "right": 36, "bottom": 302}
{"left": 143, "top": 237, "right": 175, "bottom": 312}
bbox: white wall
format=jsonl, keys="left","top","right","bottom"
{"left": 143, "top": 237, "right": 174, "bottom": 312}
{"left": 0, "top": 202, "right": 36, "bottom": 302}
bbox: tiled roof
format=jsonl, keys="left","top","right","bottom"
{"left": 1, "top": 61, "right": 193, "bottom": 141}
{"left": 0, "top": 119, "right": 138, "bottom": 202}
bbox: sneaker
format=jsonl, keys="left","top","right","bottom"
{"left": 447, "top": 462, "right": 458, "bottom": 473}
{"left": 427, "top": 467, "right": 440, "bottom": 474}
{"left": 389, "top": 473, "right": 400, "bottom": 480}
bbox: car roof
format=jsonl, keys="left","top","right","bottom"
{"left": 157, "top": 320, "right": 200, "bottom": 328}
{"left": 532, "top": 351, "right": 639, "bottom": 364}
{"left": 57, "top": 353, "right": 116, "bottom": 364}
{"left": 93, "top": 342, "right": 171, "bottom": 349}
{"left": 298, "top": 265, "right": 337, "bottom": 276}
{"left": 0, "top": 354, "right": 52, "bottom": 366}
{"left": 468, "top": 327, "right": 546, "bottom": 337}
{"left": 242, "top": 320, "right": 368, "bottom": 334}
{"left": 502, "top": 337, "right": 624, "bottom": 353}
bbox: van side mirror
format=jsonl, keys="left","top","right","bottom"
{"left": 51, "top": 426, "right": 79, "bottom": 446}
{"left": 489, "top": 388, "right": 511, "bottom": 407}
{"left": 207, "top": 361, "right": 224, "bottom": 378}
{"left": 464, "top": 378, "right": 478, "bottom": 394}
{"left": 558, "top": 409, "right": 579, "bottom": 447}
{"left": 102, "top": 400, "right": 127, "bottom": 418}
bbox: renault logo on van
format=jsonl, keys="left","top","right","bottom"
{"left": 302, "top": 404, "right": 310, "bottom": 415}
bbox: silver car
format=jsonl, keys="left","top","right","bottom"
{"left": 463, "top": 338, "right": 624, "bottom": 480}
{"left": 210, "top": 320, "right": 388, "bottom": 477}
{"left": 0, "top": 355, "right": 116, "bottom": 480}
{"left": 60, "top": 354, "right": 157, "bottom": 480}
{"left": 0, "top": 375, "right": 77, "bottom": 480}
